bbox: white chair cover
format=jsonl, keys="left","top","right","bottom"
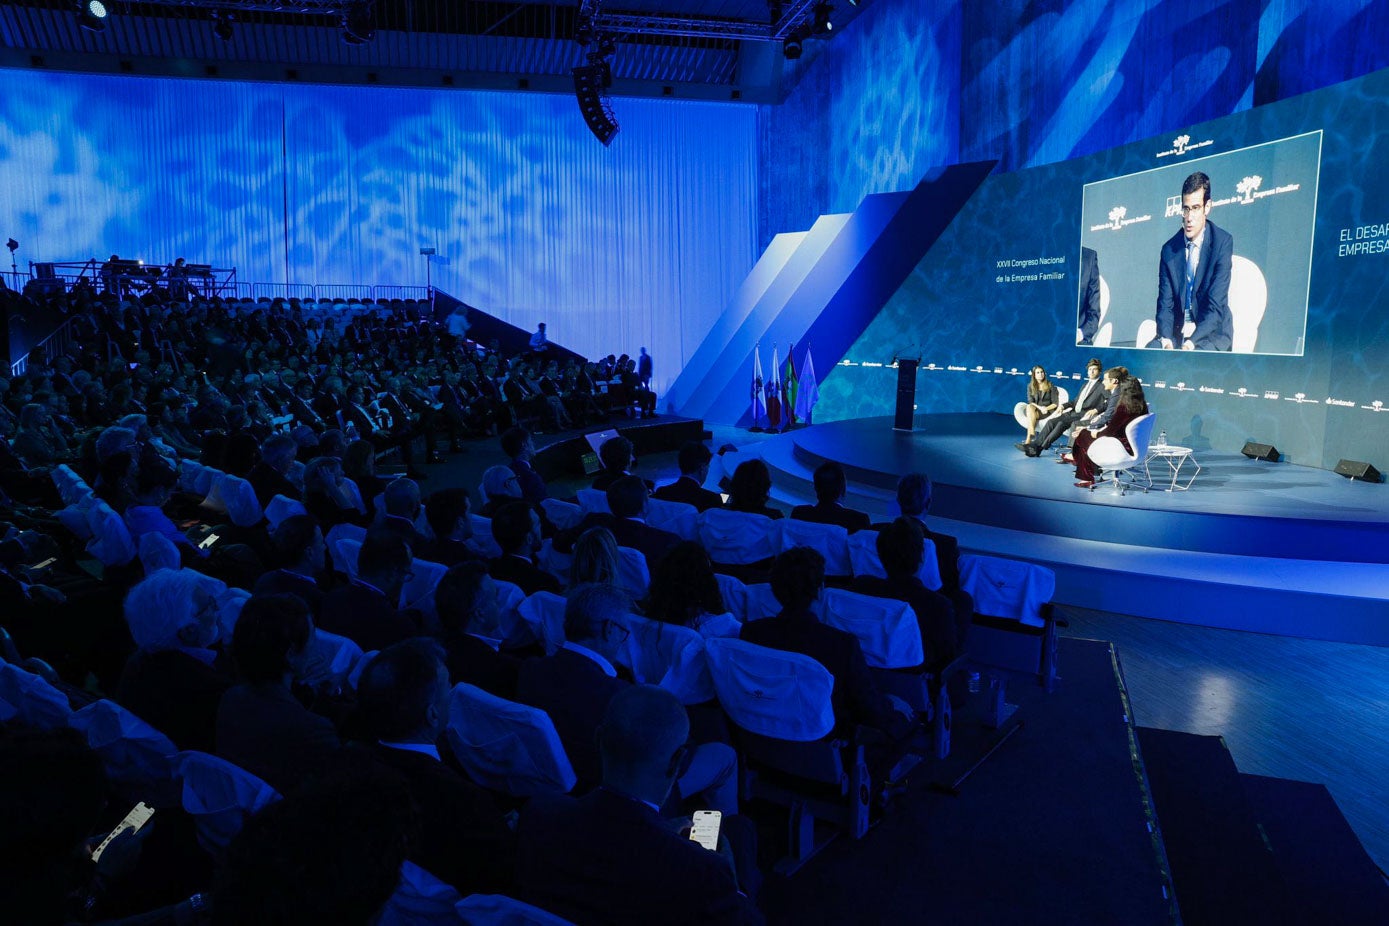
{"left": 176, "top": 751, "right": 281, "bottom": 855}
{"left": 400, "top": 557, "right": 449, "bottom": 619}
{"left": 777, "top": 519, "right": 852, "bottom": 576}
{"left": 958, "top": 555, "right": 1055, "bottom": 627}
{"left": 846, "top": 530, "right": 943, "bottom": 590}
{"left": 70, "top": 699, "right": 180, "bottom": 806}
{"left": 614, "top": 546, "right": 650, "bottom": 599}
{"left": 820, "top": 588, "right": 924, "bottom": 669}
{"left": 86, "top": 500, "right": 137, "bottom": 567}
{"left": 691, "top": 611, "right": 743, "bottom": 640}
{"left": 456, "top": 895, "right": 580, "bottom": 926}
{"left": 535, "top": 539, "right": 573, "bottom": 586}
{"left": 180, "top": 461, "right": 218, "bottom": 497}
{"left": 492, "top": 579, "right": 532, "bottom": 649}
{"left": 138, "top": 531, "right": 181, "bottom": 574}
{"left": 374, "top": 861, "right": 463, "bottom": 926}
{"left": 264, "top": 494, "right": 309, "bottom": 530}
{"left": 469, "top": 515, "right": 503, "bottom": 559}
{"left": 298, "top": 629, "right": 365, "bottom": 690}
{"left": 0, "top": 660, "right": 73, "bottom": 729}
{"left": 714, "top": 572, "right": 749, "bottom": 621}
{"left": 517, "top": 591, "right": 567, "bottom": 655}
{"left": 697, "top": 509, "right": 780, "bottom": 565}
{"left": 58, "top": 503, "right": 94, "bottom": 541}
{"left": 445, "top": 683, "right": 577, "bottom": 797}
{"left": 616, "top": 614, "right": 715, "bottom": 705}
{"left": 342, "top": 476, "right": 369, "bottom": 515}
{"left": 645, "top": 498, "right": 698, "bottom": 541}
{"left": 742, "top": 583, "right": 782, "bottom": 622}
{"left": 705, "top": 637, "right": 835, "bottom": 742}
{"left": 349, "top": 650, "right": 378, "bottom": 689}
{"left": 52, "top": 464, "right": 94, "bottom": 505}
{"left": 325, "top": 523, "right": 367, "bottom": 576}
{"left": 332, "top": 537, "right": 363, "bottom": 578}
{"left": 539, "top": 498, "right": 584, "bottom": 531}
{"left": 214, "top": 586, "right": 250, "bottom": 643}
{"left": 217, "top": 474, "right": 265, "bottom": 527}
{"left": 575, "top": 488, "right": 610, "bottom": 515}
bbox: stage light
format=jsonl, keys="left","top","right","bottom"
{"left": 813, "top": 3, "right": 834, "bottom": 33}
{"left": 212, "top": 11, "right": 233, "bottom": 42}
{"left": 78, "top": 0, "right": 108, "bottom": 33}
{"left": 341, "top": 1, "right": 376, "bottom": 45}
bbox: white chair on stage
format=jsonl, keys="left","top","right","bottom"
{"left": 1087, "top": 412, "right": 1157, "bottom": 495}
{"left": 1013, "top": 386, "right": 1070, "bottom": 433}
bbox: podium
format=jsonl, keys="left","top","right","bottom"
{"left": 893, "top": 358, "right": 919, "bottom": 431}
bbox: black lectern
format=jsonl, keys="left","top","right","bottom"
{"left": 893, "top": 358, "right": 919, "bottom": 431}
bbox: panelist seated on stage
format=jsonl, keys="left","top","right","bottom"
{"left": 1146, "top": 170, "right": 1234, "bottom": 352}
{"left": 1019, "top": 365, "right": 1060, "bottom": 444}
{"left": 790, "top": 461, "right": 871, "bottom": 533}
{"left": 1070, "top": 378, "right": 1148, "bottom": 488}
{"left": 1018, "top": 358, "right": 1107, "bottom": 456}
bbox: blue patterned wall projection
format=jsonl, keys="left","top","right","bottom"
{"left": 0, "top": 70, "right": 758, "bottom": 392}
{"left": 1255, "top": 0, "right": 1389, "bottom": 104}
{"left": 757, "top": 0, "right": 962, "bottom": 249}
{"left": 816, "top": 66, "right": 1389, "bottom": 472}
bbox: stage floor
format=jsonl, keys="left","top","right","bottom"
{"left": 754, "top": 413, "right": 1389, "bottom": 644}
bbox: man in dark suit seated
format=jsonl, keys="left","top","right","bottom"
{"left": 652, "top": 441, "right": 723, "bottom": 512}
{"left": 501, "top": 426, "right": 548, "bottom": 503}
{"left": 246, "top": 432, "right": 301, "bottom": 509}
{"left": 740, "top": 548, "right": 913, "bottom": 737}
{"left": 215, "top": 594, "right": 340, "bottom": 793}
{"left": 318, "top": 530, "right": 419, "bottom": 651}
{"left": 591, "top": 435, "right": 637, "bottom": 492}
{"left": 432, "top": 561, "right": 521, "bottom": 699}
{"left": 790, "top": 461, "right": 871, "bottom": 533}
{"left": 886, "top": 473, "right": 974, "bottom": 637}
{"left": 353, "top": 638, "right": 516, "bottom": 897}
{"left": 516, "top": 584, "right": 738, "bottom": 811}
{"left": 252, "top": 514, "right": 329, "bottom": 617}
{"left": 558, "top": 476, "right": 680, "bottom": 574}
{"left": 517, "top": 685, "right": 763, "bottom": 926}
{"left": 851, "top": 518, "right": 962, "bottom": 668}
{"left": 487, "top": 500, "right": 562, "bottom": 596}
{"left": 421, "top": 488, "right": 483, "bottom": 567}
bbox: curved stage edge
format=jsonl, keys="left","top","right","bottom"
{"left": 754, "top": 413, "right": 1389, "bottom": 647}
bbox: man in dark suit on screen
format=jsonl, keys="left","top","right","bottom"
{"left": 1077, "top": 246, "right": 1101, "bottom": 345}
{"left": 1149, "top": 171, "right": 1234, "bottom": 352}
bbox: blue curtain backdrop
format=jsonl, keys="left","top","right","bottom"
{"left": 0, "top": 70, "right": 759, "bottom": 392}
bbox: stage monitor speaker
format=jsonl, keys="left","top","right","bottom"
{"left": 1240, "top": 441, "right": 1280, "bottom": 462}
{"left": 1334, "top": 459, "right": 1381, "bottom": 482}
{"left": 893, "top": 358, "right": 919, "bottom": 431}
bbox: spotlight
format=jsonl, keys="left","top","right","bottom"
{"left": 813, "top": 3, "right": 834, "bottom": 33}
{"left": 341, "top": 1, "right": 376, "bottom": 45}
{"left": 212, "top": 11, "right": 233, "bottom": 42}
{"left": 77, "top": 0, "right": 108, "bottom": 33}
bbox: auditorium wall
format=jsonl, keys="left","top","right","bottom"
{"left": 0, "top": 71, "right": 759, "bottom": 393}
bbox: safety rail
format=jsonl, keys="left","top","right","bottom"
{"left": 9, "top": 314, "right": 81, "bottom": 377}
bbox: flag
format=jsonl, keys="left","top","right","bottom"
{"left": 782, "top": 347, "right": 799, "bottom": 427}
{"left": 766, "top": 346, "right": 782, "bottom": 429}
{"left": 750, "top": 345, "right": 766, "bottom": 427}
{"left": 794, "top": 346, "right": 819, "bottom": 423}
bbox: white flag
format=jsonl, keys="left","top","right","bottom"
{"left": 794, "top": 347, "right": 819, "bottom": 423}
{"left": 750, "top": 345, "right": 766, "bottom": 426}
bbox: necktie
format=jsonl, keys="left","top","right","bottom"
{"left": 1184, "top": 241, "right": 1197, "bottom": 325}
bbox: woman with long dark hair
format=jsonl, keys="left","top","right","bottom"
{"left": 1072, "top": 377, "right": 1148, "bottom": 487}
{"left": 1023, "top": 365, "right": 1058, "bottom": 444}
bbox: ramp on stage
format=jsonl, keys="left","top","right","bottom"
{"left": 756, "top": 413, "right": 1389, "bottom": 645}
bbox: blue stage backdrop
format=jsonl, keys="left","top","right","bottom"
{"left": 759, "top": 0, "right": 1389, "bottom": 252}
{"left": 0, "top": 70, "right": 758, "bottom": 394}
{"left": 816, "top": 65, "right": 1389, "bottom": 473}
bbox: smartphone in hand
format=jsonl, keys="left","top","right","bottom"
{"left": 688, "top": 810, "right": 721, "bottom": 851}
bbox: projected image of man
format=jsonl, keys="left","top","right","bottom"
{"left": 1077, "top": 247, "right": 1101, "bottom": 346}
{"left": 1152, "top": 171, "right": 1233, "bottom": 351}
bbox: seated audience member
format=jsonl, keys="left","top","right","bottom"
{"left": 422, "top": 487, "right": 480, "bottom": 566}
{"left": 433, "top": 560, "right": 521, "bottom": 698}
{"left": 517, "top": 584, "right": 739, "bottom": 811}
{"left": 123, "top": 461, "right": 201, "bottom": 555}
{"left": 652, "top": 441, "right": 723, "bottom": 512}
{"left": 740, "top": 548, "right": 911, "bottom": 736}
{"left": 318, "top": 530, "right": 418, "bottom": 650}
{"left": 502, "top": 426, "right": 548, "bottom": 502}
{"left": 353, "top": 639, "right": 516, "bottom": 897}
{"left": 11, "top": 403, "right": 65, "bottom": 466}
{"left": 247, "top": 432, "right": 301, "bottom": 508}
{"left": 1019, "top": 357, "right": 1106, "bottom": 456}
{"left": 488, "top": 500, "right": 561, "bottom": 596}
{"left": 478, "top": 463, "right": 523, "bottom": 518}
{"left": 301, "top": 455, "right": 367, "bottom": 529}
{"left": 643, "top": 541, "right": 739, "bottom": 638}
{"left": 724, "top": 459, "right": 782, "bottom": 519}
{"left": 517, "top": 685, "right": 764, "bottom": 926}
{"left": 591, "top": 435, "right": 635, "bottom": 491}
{"left": 890, "top": 473, "right": 974, "bottom": 625}
{"left": 316, "top": 428, "right": 348, "bottom": 460}
{"left": 93, "top": 449, "right": 137, "bottom": 513}
{"left": 116, "top": 568, "right": 234, "bottom": 751}
{"left": 380, "top": 476, "right": 426, "bottom": 550}
{"left": 570, "top": 525, "right": 622, "bottom": 588}
{"left": 790, "top": 461, "right": 871, "bottom": 532}
{"left": 1072, "top": 377, "right": 1149, "bottom": 488}
{"left": 215, "top": 594, "right": 340, "bottom": 792}
{"left": 342, "top": 438, "right": 386, "bottom": 506}
{"left": 214, "top": 763, "right": 416, "bottom": 925}
{"left": 603, "top": 475, "right": 680, "bottom": 572}
{"left": 252, "top": 514, "right": 329, "bottom": 616}
{"left": 94, "top": 424, "right": 140, "bottom": 468}
{"left": 221, "top": 431, "right": 262, "bottom": 478}
{"left": 851, "top": 518, "right": 962, "bottom": 667}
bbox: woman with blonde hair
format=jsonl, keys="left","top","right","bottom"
{"left": 569, "top": 525, "right": 621, "bottom": 588}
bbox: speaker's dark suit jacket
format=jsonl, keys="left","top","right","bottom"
{"left": 517, "top": 788, "right": 763, "bottom": 926}
{"left": 652, "top": 476, "right": 723, "bottom": 512}
{"left": 1153, "top": 220, "right": 1234, "bottom": 351}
